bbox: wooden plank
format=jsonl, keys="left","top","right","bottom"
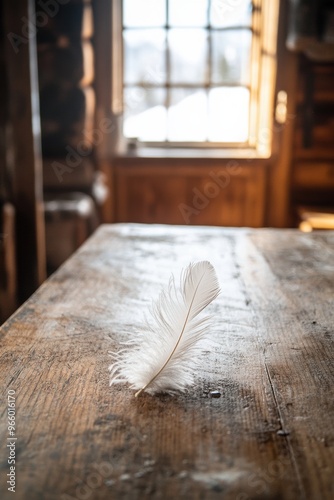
{"left": 0, "top": 225, "right": 333, "bottom": 499}
{"left": 240, "top": 230, "right": 334, "bottom": 499}
{"left": 3, "top": 0, "right": 46, "bottom": 301}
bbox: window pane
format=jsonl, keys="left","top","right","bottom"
{"left": 208, "top": 87, "right": 249, "bottom": 142}
{"left": 211, "top": 30, "right": 251, "bottom": 85}
{"left": 169, "top": 29, "right": 208, "bottom": 84}
{"left": 124, "top": 87, "right": 167, "bottom": 141}
{"left": 123, "top": 0, "right": 166, "bottom": 27}
{"left": 210, "top": 0, "right": 252, "bottom": 27}
{"left": 168, "top": 89, "right": 207, "bottom": 141}
{"left": 169, "top": 0, "right": 208, "bottom": 27}
{"left": 123, "top": 29, "right": 166, "bottom": 85}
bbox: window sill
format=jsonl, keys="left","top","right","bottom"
{"left": 113, "top": 146, "right": 272, "bottom": 161}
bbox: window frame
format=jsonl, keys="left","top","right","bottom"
{"left": 111, "top": 0, "right": 280, "bottom": 158}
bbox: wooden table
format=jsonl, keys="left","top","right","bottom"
{"left": 1, "top": 224, "right": 333, "bottom": 500}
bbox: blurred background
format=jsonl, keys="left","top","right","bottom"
{"left": 1, "top": 0, "right": 334, "bottom": 322}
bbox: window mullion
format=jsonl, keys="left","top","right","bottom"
{"left": 112, "top": 0, "right": 123, "bottom": 114}
{"left": 207, "top": 0, "right": 212, "bottom": 141}
{"left": 165, "top": 0, "right": 170, "bottom": 141}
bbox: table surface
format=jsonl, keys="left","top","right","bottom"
{"left": 0, "top": 224, "right": 333, "bottom": 500}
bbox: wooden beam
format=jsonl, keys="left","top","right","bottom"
{"left": 4, "top": 0, "right": 46, "bottom": 301}
{"left": 92, "top": 0, "right": 117, "bottom": 222}
{"left": 266, "top": 0, "right": 298, "bottom": 227}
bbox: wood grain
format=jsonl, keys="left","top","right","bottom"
{"left": 0, "top": 225, "right": 333, "bottom": 499}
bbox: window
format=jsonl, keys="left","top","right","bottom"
{"left": 112, "top": 0, "right": 279, "bottom": 155}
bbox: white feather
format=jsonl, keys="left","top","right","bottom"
{"left": 109, "top": 261, "right": 220, "bottom": 396}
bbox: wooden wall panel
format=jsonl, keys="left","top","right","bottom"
{"left": 114, "top": 160, "right": 266, "bottom": 227}
{"left": 4, "top": 0, "right": 46, "bottom": 301}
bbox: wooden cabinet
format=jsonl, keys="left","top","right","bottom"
{"left": 114, "top": 158, "right": 267, "bottom": 227}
